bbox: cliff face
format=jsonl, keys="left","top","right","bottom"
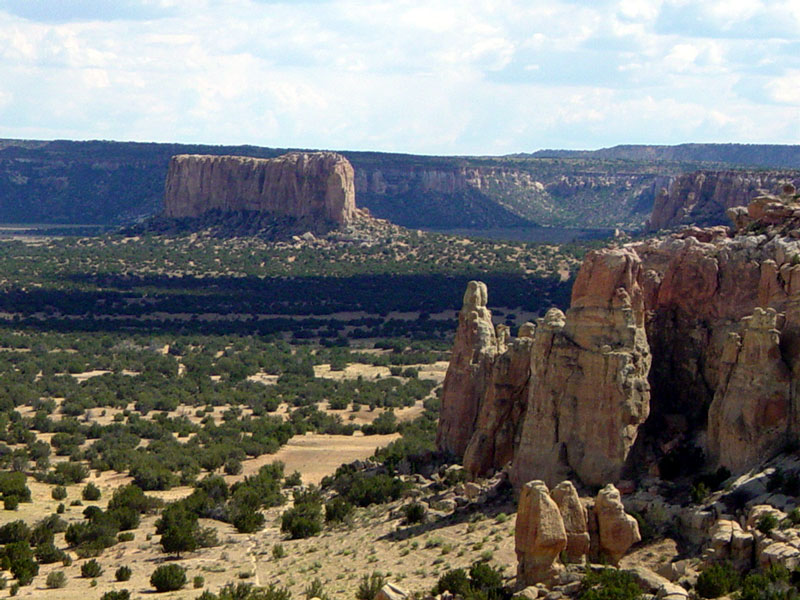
{"left": 352, "top": 162, "right": 659, "bottom": 229}
{"left": 648, "top": 170, "right": 800, "bottom": 231}
{"left": 163, "top": 152, "right": 356, "bottom": 225}
{"left": 440, "top": 186, "right": 800, "bottom": 486}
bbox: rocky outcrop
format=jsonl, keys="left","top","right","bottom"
{"left": 439, "top": 189, "right": 800, "bottom": 491}
{"left": 595, "top": 484, "right": 641, "bottom": 565}
{"left": 440, "top": 249, "right": 651, "bottom": 488}
{"left": 550, "top": 481, "right": 590, "bottom": 563}
{"left": 462, "top": 322, "right": 534, "bottom": 478}
{"left": 163, "top": 152, "right": 356, "bottom": 225}
{"left": 511, "top": 248, "right": 651, "bottom": 487}
{"left": 708, "top": 307, "right": 792, "bottom": 472}
{"left": 436, "top": 281, "right": 499, "bottom": 458}
{"left": 515, "top": 480, "right": 567, "bottom": 585}
{"left": 648, "top": 170, "right": 800, "bottom": 231}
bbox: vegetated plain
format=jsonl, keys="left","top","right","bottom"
{"left": 0, "top": 221, "right": 594, "bottom": 599}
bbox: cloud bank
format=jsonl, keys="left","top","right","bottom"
{"left": 0, "top": 0, "right": 797, "bottom": 154}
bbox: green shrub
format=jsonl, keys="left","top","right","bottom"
{"left": 81, "top": 558, "right": 103, "bottom": 578}
{"left": 272, "top": 543, "right": 287, "bottom": 560}
{"left": 304, "top": 578, "right": 330, "bottom": 600}
{"left": 150, "top": 563, "right": 187, "bottom": 592}
{"left": 324, "top": 497, "right": 354, "bottom": 523}
{"left": 695, "top": 563, "right": 740, "bottom": 599}
{"left": 194, "top": 575, "right": 205, "bottom": 588}
{"left": 758, "top": 513, "right": 780, "bottom": 535}
{"left": 579, "top": 568, "right": 642, "bottom": 600}
{"left": 82, "top": 482, "right": 101, "bottom": 501}
{"left": 284, "top": 471, "right": 302, "bottom": 488}
{"left": 117, "top": 532, "right": 135, "bottom": 542}
{"left": 4, "top": 496, "right": 19, "bottom": 511}
{"left": 34, "top": 541, "right": 65, "bottom": 564}
{"left": 45, "top": 571, "right": 67, "bottom": 589}
{"left": 402, "top": 502, "right": 426, "bottom": 524}
{"left": 281, "top": 488, "right": 323, "bottom": 539}
{"left": 356, "top": 571, "right": 386, "bottom": 600}
{"left": 115, "top": 565, "right": 132, "bottom": 581}
{"left": 101, "top": 591, "right": 131, "bottom": 600}
{"left": 5, "top": 541, "right": 38, "bottom": 586}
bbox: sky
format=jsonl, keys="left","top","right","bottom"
{"left": 0, "top": 0, "right": 798, "bottom": 155}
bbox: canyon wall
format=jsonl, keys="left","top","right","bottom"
{"left": 440, "top": 186, "right": 800, "bottom": 487}
{"left": 163, "top": 152, "right": 356, "bottom": 225}
{"left": 648, "top": 170, "right": 800, "bottom": 231}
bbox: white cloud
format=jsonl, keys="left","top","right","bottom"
{"left": 0, "top": 0, "right": 796, "bottom": 153}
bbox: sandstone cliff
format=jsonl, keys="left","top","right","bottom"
{"left": 439, "top": 186, "right": 800, "bottom": 487}
{"left": 163, "top": 152, "right": 356, "bottom": 226}
{"left": 648, "top": 170, "right": 800, "bottom": 231}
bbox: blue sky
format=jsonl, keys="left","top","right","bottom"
{"left": 0, "top": 0, "right": 798, "bottom": 155}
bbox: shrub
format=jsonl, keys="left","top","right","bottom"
{"left": 4, "top": 497, "right": 19, "bottom": 511}
{"left": 81, "top": 558, "right": 103, "bottom": 578}
{"left": 194, "top": 575, "right": 205, "bottom": 588}
{"left": 757, "top": 513, "right": 779, "bottom": 535}
{"left": 579, "top": 568, "right": 642, "bottom": 600}
{"left": 304, "top": 578, "right": 330, "bottom": 600}
{"left": 284, "top": 471, "right": 302, "bottom": 488}
{"left": 402, "top": 502, "right": 426, "bottom": 524}
{"left": 281, "top": 487, "right": 323, "bottom": 539}
{"left": 0, "top": 520, "right": 30, "bottom": 544}
{"left": 356, "top": 571, "right": 386, "bottom": 600}
{"left": 56, "top": 503, "right": 65, "bottom": 514}
{"left": 115, "top": 565, "right": 132, "bottom": 581}
{"left": 34, "top": 541, "right": 65, "bottom": 564}
{"left": 696, "top": 562, "right": 741, "bottom": 599}
{"left": 45, "top": 571, "right": 67, "bottom": 589}
{"left": 101, "top": 591, "right": 131, "bottom": 600}
{"left": 82, "top": 482, "right": 101, "bottom": 501}
{"left": 117, "top": 532, "right": 134, "bottom": 542}
{"left": 324, "top": 497, "right": 354, "bottom": 523}
{"left": 5, "top": 541, "right": 38, "bottom": 586}
{"left": 272, "top": 543, "right": 287, "bottom": 560}
{"left": 150, "top": 563, "right": 187, "bottom": 592}
{"left": 224, "top": 459, "right": 242, "bottom": 476}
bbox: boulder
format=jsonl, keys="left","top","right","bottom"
{"left": 595, "top": 484, "right": 641, "bottom": 564}
{"left": 515, "top": 480, "right": 568, "bottom": 585}
{"left": 375, "top": 583, "right": 409, "bottom": 600}
{"left": 551, "top": 481, "right": 590, "bottom": 563}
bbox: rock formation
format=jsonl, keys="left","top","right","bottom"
{"left": 437, "top": 281, "right": 535, "bottom": 477}
{"left": 163, "top": 152, "right": 356, "bottom": 226}
{"left": 708, "top": 308, "right": 792, "bottom": 472}
{"left": 439, "top": 185, "right": 800, "bottom": 488}
{"left": 648, "top": 170, "right": 800, "bottom": 231}
{"left": 511, "top": 248, "right": 651, "bottom": 487}
{"left": 594, "top": 484, "right": 641, "bottom": 565}
{"left": 515, "top": 480, "right": 567, "bottom": 585}
{"left": 436, "top": 281, "right": 499, "bottom": 458}
{"left": 550, "top": 481, "right": 590, "bottom": 563}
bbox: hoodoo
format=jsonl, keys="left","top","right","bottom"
{"left": 439, "top": 185, "right": 800, "bottom": 488}
{"left": 163, "top": 152, "right": 357, "bottom": 226}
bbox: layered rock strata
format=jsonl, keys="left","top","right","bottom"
{"left": 163, "top": 152, "right": 356, "bottom": 225}
{"left": 648, "top": 170, "right": 800, "bottom": 231}
{"left": 439, "top": 188, "right": 800, "bottom": 488}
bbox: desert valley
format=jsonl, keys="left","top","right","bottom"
{"left": 0, "top": 140, "right": 796, "bottom": 600}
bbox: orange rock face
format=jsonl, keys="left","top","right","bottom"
{"left": 163, "top": 152, "right": 356, "bottom": 225}
{"left": 439, "top": 191, "right": 800, "bottom": 486}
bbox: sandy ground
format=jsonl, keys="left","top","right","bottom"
{"left": 251, "top": 432, "right": 400, "bottom": 485}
